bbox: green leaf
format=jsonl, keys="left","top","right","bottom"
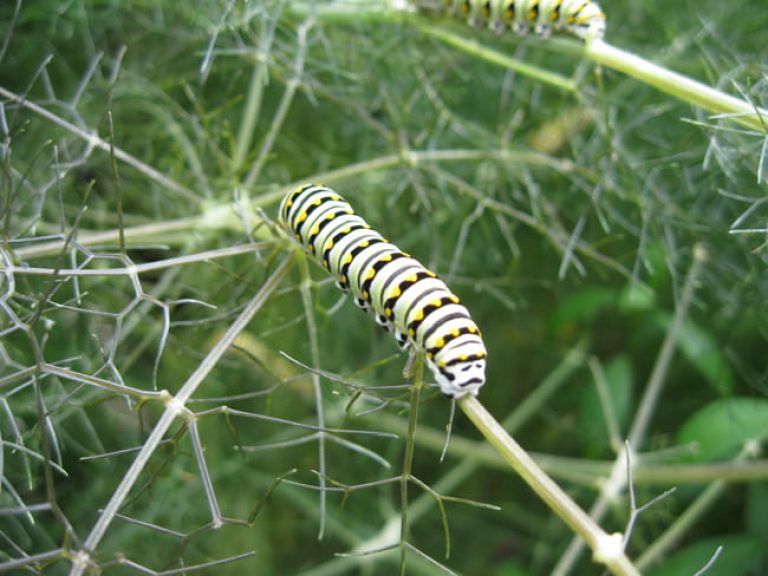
{"left": 493, "top": 560, "right": 530, "bottom": 576}
{"left": 676, "top": 319, "right": 735, "bottom": 395}
{"left": 618, "top": 282, "right": 656, "bottom": 312}
{"left": 549, "top": 287, "right": 616, "bottom": 331}
{"left": 653, "top": 535, "right": 765, "bottom": 576}
{"left": 677, "top": 398, "right": 768, "bottom": 462}
{"left": 746, "top": 482, "right": 768, "bottom": 540}
{"left": 580, "top": 355, "right": 634, "bottom": 455}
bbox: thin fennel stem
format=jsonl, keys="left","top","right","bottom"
{"left": 628, "top": 244, "right": 708, "bottom": 448}
{"left": 297, "top": 253, "right": 328, "bottom": 540}
{"left": 233, "top": 61, "right": 268, "bottom": 173}
{"left": 415, "top": 23, "right": 577, "bottom": 93}
{"left": 553, "top": 244, "right": 708, "bottom": 576}
{"left": 13, "top": 149, "right": 571, "bottom": 260}
{"left": 243, "top": 16, "right": 313, "bottom": 188}
{"left": 404, "top": 14, "right": 766, "bottom": 133}
{"left": 636, "top": 444, "right": 758, "bottom": 570}
{"left": 67, "top": 255, "right": 294, "bottom": 576}
{"left": 0, "top": 86, "right": 200, "bottom": 203}
{"left": 458, "top": 395, "right": 640, "bottom": 576}
{"left": 400, "top": 356, "right": 423, "bottom": 575}
{"left": 586, "top": 39, "right": 767, "bottom": 133}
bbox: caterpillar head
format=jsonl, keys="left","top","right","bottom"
{"left": 430, "top": 354, "right": 486, "bottom": 399}
{"left": 570, "top": 5, "right": 606, "bottom": 41}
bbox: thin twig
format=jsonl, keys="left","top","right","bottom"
{"left": 67, "top": 256, "right": 294, "bottom": 576}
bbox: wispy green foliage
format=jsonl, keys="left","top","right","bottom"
{"left": 1, "top": 0, "right": 766, "bottom": 574}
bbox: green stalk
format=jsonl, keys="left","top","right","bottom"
{"left": 586, "top": 39, "right": 767, "bottom": 133}
{"left": 400, "top": 355, "right": 424, "bottom": 575}
{"left": 415, "top": 23, "right": 577, "bottom": 92}
{"left": 459, "top": 395, "right": 641, "bottom": 576}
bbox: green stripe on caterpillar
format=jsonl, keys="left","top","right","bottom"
{"left": 412, "top": 0, "right": 606, "bottom": 41}
{"left": 279, "top": 184, "right": 487, "bottom": 399}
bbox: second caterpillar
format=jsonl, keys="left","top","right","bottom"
{"left": 412, "top": 0, "right": 606, "bottom": 41}
{"left": 279, "top": 184, "right": 487, "bottom": 399}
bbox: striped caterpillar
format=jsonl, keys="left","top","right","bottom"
{"left": 412, "top": 0, "right": 606, "bottom": 41}
{"left": 279, "top": 184, "right": 487, "bottom": 399}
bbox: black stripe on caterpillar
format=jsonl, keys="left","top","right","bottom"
{"left": 412, "top": 0, "right": 606, "bottom": 41}
{"left": 279, "top": 184, "right": 487, "bottom": 398}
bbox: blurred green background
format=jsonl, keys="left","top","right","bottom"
{"left": 1, "top": 0, "right": 766, "bottom": 574}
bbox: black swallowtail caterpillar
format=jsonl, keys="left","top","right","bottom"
{"left": 279, "top": 184, "right": 487, "bottom": 399}
{"left": 412, "top": 0, "right": 606, "bottom": 41}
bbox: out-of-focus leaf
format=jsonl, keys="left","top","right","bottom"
{"left": 493, "top": 560, "right": 529, "bottom": 576}
{"left": 676, "top": 319, "right": 735, "bottom": 395}
{"left": 618, "top": 282, "right": 656, "bottom": 312}
{"left": 580, "top": 355, "right": 634, "bottom": 455}
{"left": 549, "top": 287, "right": 616, "bottom": 331}
{"left": 653, "top": 535, "right": 765, "bottom": 576}
{"left": 648, "top": 311, "right": 734, "bottom": 394}
{"left": 677, "top": 398, "right": 768, "bottom": 461}
{"left": 746, "top": 482, "right": 768, "bottom": 540}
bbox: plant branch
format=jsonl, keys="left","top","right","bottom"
{"left": 458, "top": 396, "right": 640, "bottom": 576}
{"left": 586, "top": 39, "right": 767, "bottom": 133}
{"left": 67, "top": 255, "right": 294, "bottom": 576}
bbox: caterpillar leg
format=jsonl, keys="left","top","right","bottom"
{"left": 354, "top": 296, "right": 371, "bottom": 313}
{"left": 395, "top": 329, "right": 410, "bottom": 350}
{"left": 335, "top": 279, "right": 349, "bottom": 293}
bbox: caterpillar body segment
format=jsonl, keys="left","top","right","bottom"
{"left": 414, "top": 0, "right": 606, "bottom": 41}
{"left": 279, "top": 184, "right": 487, "bottom": 398}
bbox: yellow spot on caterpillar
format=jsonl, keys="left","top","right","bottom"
{"left": 408, "top": 328, "right": 416, "bottom": 337}
{"left": 434, "top": 337, "right": 445, "bottom": 348}
{"left": 389, "top": 287, "right": 401, "bottom": 298}
{"left": 297, "top": 212, "right": 307, "bottom": 224}
{"left": 366, "top": 269, "right": 375, "bottom": 280}
{"left": 384, "top": 308, "right": 393, "bottom": 317}
{"left": 437, "top": 359, "right": 447, "bottom": 368}
{"left": 407, "top": 274, "right": 418, "bottom": 282}
{"left": 343, "top": 254, "right": 353, "bottom": 265}
{"left": 451, "top": 329, "right": 460, "bottom": 337}
{"left": 459, "top": 354, "right": 468, "bottom": 361}
{"left": 430, "top": 298, "right": 442, "bottom": 308}
{"left": 450, "top": 295, "right": 460, "bottom": 303}
{"left": 325, "top": 240, "right": 334, "bottom": 250}
{"left": 413, "top": 310, "right": 424, "bottom": 321}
